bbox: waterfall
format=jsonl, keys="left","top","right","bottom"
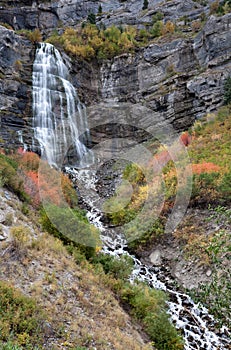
{"left": 32, "top": 42, "right": 94, "bottom": 168}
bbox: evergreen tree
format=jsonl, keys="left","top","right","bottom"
{"left": 142, "top": 0, "right": 149, "bottom": 10}
{"left": 98, "top": 4, "right": 102, "bottom": 15}
{"left": 224, "top": 76, "right": 231, "bottom": 105}
{"left": 87, "top": 13, "right": 96, "bottom": 24}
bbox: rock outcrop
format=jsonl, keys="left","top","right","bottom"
{"left": 0, "top": 25, "right": 34, "bottom": 150}
{"left": 96, "top": 14, "right": 231, "bottom": 136}
{"left": 0, "top": 0, "right": 99, "bottom": 30}
{"left": 0, "top": 0, "right": 220, "bottom": 32}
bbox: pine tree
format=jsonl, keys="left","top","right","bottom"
{"left": 98, "top": 4, "right": 102, "bottom": 15}
{"left": 142, "top": 0, "right": 149, "bottom": 10}
{"left": 224, "top": 76, "right": 231, "bottom": 105}
{"left": 87, "top": 13, "right": 96, "bottom": 24}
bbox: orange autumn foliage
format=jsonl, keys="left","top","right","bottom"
{"left": 23, "top": 170, "right": 40, "bottom": 207}
{"left": 148, "top": 150, "right": 171, "bottom": 173}
{"left": 155, "top": 150, "right": 171, "bottom": 166}
{"left": 23, "top": 165, "right": 78, "bottom": 208}
{"left": 180, "top": 132, "right": 191, "bottom": 147}
{"left": 192, "top": 162, "right": 221, "bottom": 175}
{"left": 18, "top": 150, "right": 40, "bottom": 171}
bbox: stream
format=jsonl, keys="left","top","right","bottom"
{"left": 66, "top": 167, "right": 231, "bottom": 350}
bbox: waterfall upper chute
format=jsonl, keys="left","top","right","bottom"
{"left": 32, "top": 42, "right": 94, "bottom": 168}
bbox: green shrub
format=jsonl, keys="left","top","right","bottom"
{"left": 192, "top": 268, "right": 231, "bottom": 328}
{"left": 218, "top": 171, "right": 231, "bottom": 202}
{"left": 40, "top": 204, "right": 101, "bottom": 258}
{"left": 10, "top": 225, "right": 31, "bottom": 249}
{"left": 126, "top": 217, "right": 164, "bottom": 250}
{"left": 4, "top": 212, "right": 14, "bottom": 226}
{"left": 152, "top": 11, "right": 164, "bottom": 22}
{"left": 191, "top": 172, "right": 221, "bottom": 204}
{"left": 91, "top": 253, "right": 133, "bottom": 280}
{"left": 26, "top": 28, "right": 42, "bottom": 43}
{"left": 17, "top": 29, "right": 42, "bottom": 43}
{"left": 0, "top": 281, "right": 44, "bottom": 347}
{"left": 47, "top": 24, "right": 140, "bottom": 61}
{"left": 150, "top": 20, "right": 164, "bottom": 38}
{"left": 0, "top": 154, "right": 18, "bottom": 170}
{"left": 123, "top": 163, "right": 145, "bottom": 185}
{"left": 0, "top": 155, "right": 27, "bottom": 200}
{"left": 120, "top": 282, "right": 184, "bottom": 350}
{"left": 97, "top": 4, "right": 102, "bottom": 15}
{"left": 0, "top": 22, "right": 13, "bottom": 30}
{"left": 0, "top": 342, "right": 23, "bottom": 350}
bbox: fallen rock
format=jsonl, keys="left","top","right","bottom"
{"left": 149, "top": 249, "right": 162, "bottom": 266}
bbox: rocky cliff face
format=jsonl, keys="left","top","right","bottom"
{"left": 0, "top": 0, "right": 217, "bottom": 33}
{"left": 0, "top": 26, "right": 34, "bottom": 149}
{"left": 0, "top": 1, "right": 230, "bottom": 150}
{"left": 86, "top": 13, "right": 231, "bottom": 145}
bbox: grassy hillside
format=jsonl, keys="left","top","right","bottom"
{"left": 0, "top": 188, "right": 153, "bottom": 350}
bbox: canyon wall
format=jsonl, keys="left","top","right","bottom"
{"left": 0, "top": 0, "right": 230, "bottom": 149}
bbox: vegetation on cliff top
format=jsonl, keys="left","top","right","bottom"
{"left": 45, "top": 21, "right": 176, "bottom": 61}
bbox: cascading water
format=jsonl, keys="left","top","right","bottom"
{"left": 32, "top": 42, "right": 94, "bottom": 168}
{"left": 66, "top": 167, "right": 231, "bottom": 350}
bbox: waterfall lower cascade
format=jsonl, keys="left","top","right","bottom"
{"left": 32, "top": 42, "right": 94, "bottom": 168}
{"left": 66, "top": 168, "right": 231, "bottom": 350}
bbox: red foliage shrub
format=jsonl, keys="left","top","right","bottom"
{"left": 17, "top": 147, "right": 25, "bottom": 155}
{"left": 155, "top": 150, "right": 171, "bottom": 166}
{"left": 23, "top": 167, "right": 62, "bottom": 207}
{"left": 18, "top": 151, "right": 40, "bottom": 171}
{"left": 180, "top": 132, "right": 191, "bottom": 147}
{"left": 23, "top": 163, "right": 78, "bottom": 208}
{"left": 23, "top": 170, "right": 40, "bottom": 207}
{"left": 192, "top": 162, "right": 221, "bottom": 175}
